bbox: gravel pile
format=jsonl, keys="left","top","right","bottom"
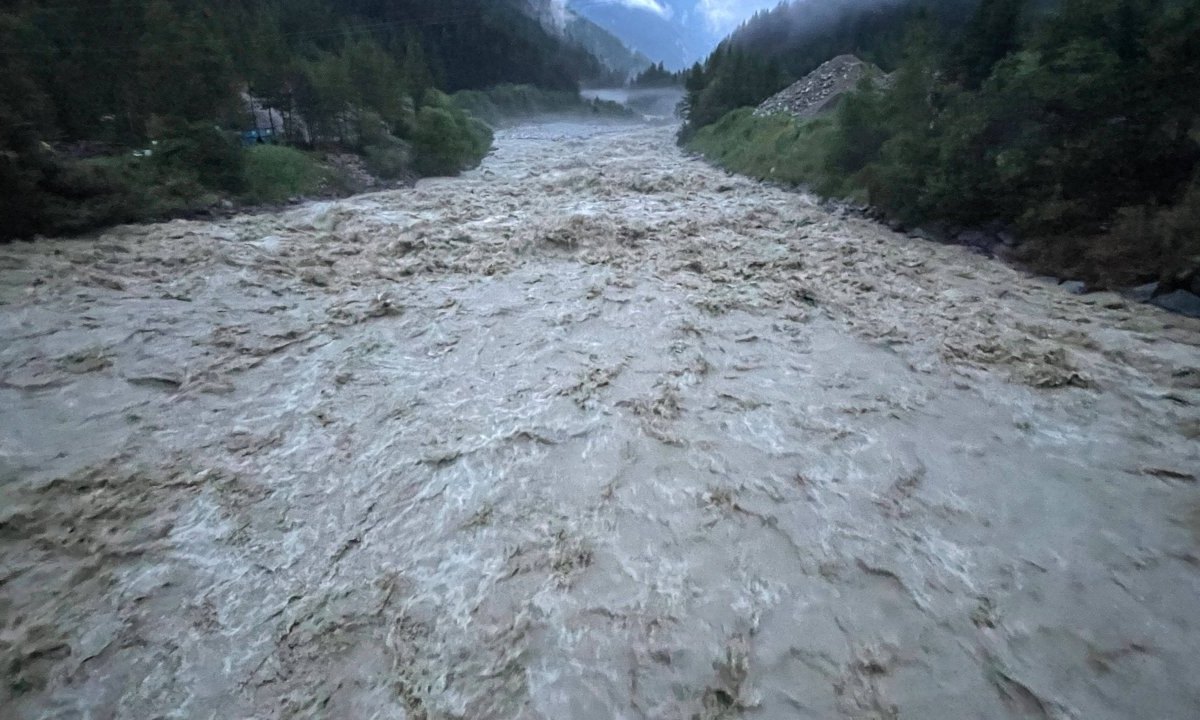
{"left": 754, "top": 54, "right": 890, "bottom": 120}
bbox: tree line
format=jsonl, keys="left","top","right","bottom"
{"left": 629, "top": 62, "right": 684, "bottom": 89}
{"left": 0, "top": 0, "right": 604, "bottom": 238}
{"left": 679, "top": 0, "right": 981, "bottom": 140}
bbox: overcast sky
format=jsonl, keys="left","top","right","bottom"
{"left": 577, "top": 0, "right": 783, "bottom": 34}
{"left": 695, "top": 0, "right": 781, "bottom": 33}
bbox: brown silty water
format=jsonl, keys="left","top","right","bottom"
{"left": 2, "top": 120, "right": 1199, "bottom": 719}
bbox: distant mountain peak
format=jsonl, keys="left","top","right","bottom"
{"left": 566, "top": 0, "right": 713, "bottom": 70}
{"left": 565, "top": 1, "right": 792, "bottom": 68}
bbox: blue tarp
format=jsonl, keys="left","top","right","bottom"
{"left": 241, "top": 128, "right": 276, "bottom": 146}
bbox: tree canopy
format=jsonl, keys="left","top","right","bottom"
{"left": 3, "top": 0, "right": 609, "bottom": 237}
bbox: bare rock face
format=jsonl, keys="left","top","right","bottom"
{"left": 754, "top": 55, "right": 891, "bottom": 120}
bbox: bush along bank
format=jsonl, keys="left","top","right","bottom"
{"left": 2, "top": 93, "right": 492, "bottom": 241}
{"left": 683, "top": 0, "right": 1200, "bottom": 315}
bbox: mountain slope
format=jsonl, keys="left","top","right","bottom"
{"left": 565, "top": 13, "right": 653, "bottom": 79}
{"left": 566, "top": 0, "right": 717, "bottom": 70}
{"left": 721, "top": 0, "right": 980, "bottom": 77}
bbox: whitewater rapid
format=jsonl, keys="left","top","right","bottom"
{"left": 2, "top": 121, "right": 1198, "bottom": 719}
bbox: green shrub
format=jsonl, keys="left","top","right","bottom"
{"left": 363, "top": 140, "right": 413, "bottom": 180}
{"left": 152, "top": 122, "right": 245, "bottom": 193}
{"left": 1019, "top": 178, "right": 1200, "bottom": 288}
{"left": 410, "top": 91, "right": 493, "bottom": 176}
{"left": 451, "top": 89, "right": 502, "bottom": 125}
{"left": 355, "top": 112, "right": 415, "bottom": 180}
{"left": 39, "top": 157, "right": 145, "bottom": 233}
{"left": 241, "top": 145, "right": 325, "bottom": 203}
{"left": 31, "top": 154, "right": 216, "bottom": 236}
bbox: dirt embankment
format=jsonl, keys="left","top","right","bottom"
{"left": 1, "top": 121, "right": 1198, "bottom": 719}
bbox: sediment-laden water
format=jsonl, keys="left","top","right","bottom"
{"left": 2, "top": 121, "right": 1199, "bottom": 719}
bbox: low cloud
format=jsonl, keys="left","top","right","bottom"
{"left": 697, "top": 0, "right": 779, "bottom": 34}
{"left": 578, "top": 0, "right": 673, "bottom": 19}
{"left": 619, "top": 0, "right": 673, "bottom": 17}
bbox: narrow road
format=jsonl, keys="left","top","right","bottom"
{"left": 2, "top": 121, "right": 1199, "bottom": 719}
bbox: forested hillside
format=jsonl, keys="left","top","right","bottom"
{"left": 4, "top": 0, "right": 603, "bottom": 141}
{"left": 565, "top": 13, "right": 652, "bottom": 82}
{"left": 685, "top": 0, "right": 1200, "bottom": 291}
{"left": 0, "top": 0, "right": 612, "bottom": 239}
{"left": 680, "top": 0, "right": 981, "bottom": 138}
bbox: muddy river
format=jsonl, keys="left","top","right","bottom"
{"left": 2, "top": 121, "right": 1199, "bottom": 719}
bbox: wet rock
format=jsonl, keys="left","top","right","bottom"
{"left": 956, "top": 230, "right": 987, "bottom": 246}
{"left": 956, "top": 230, "right": 993, "bottom": 252}
{"left": 87, "top": 272, "right": 126, "bottom": 291}
{"left": 1150, "top": 289, "right": 1200, "bottom": 318}
{"left": 992, "top": 243, "right": 1018, "bottom": 262}
{"left": 1059, "top": 280, "right": 1088, "bottom": 295}
{"left": 123, "top": 373, "right": 183, "bottom": 390}
{"left": 58, "top": 349, "right": 113, "bottom": 374}
{"left": 300, "top": 269, "right": 331, "bottom": 287}
{"left": 121, "top": 353, "right": 186, "bottom": 390}
{"left": 1125, "top": 282, "right": 1159, "bottom": 302}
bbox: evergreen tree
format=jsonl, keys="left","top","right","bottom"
{"left": 949, "top": 0, "right": 1026, "bottom": 88}
{"left": 401, "top": 31, "right": 435, "bottom": 102}
{"left": 0, "top": 12, "right": 54, "bottom": 237}
{"left": 137, "top": 0, "right": 237, "bottom": 129}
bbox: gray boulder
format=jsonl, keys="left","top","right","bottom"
{"left": 1150, "top": 289, "right": 1200, "bottom": 318}
{"left": 956, "top": 230, "right": 994, "bottom": 252}
{"left": 1125, "top": 282, "right": 1159, "bottom": 302}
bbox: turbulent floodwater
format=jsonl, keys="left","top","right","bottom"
{"left": 581, "top": 88, "right": 684, "bottom": 120}
{"left": 2, "top": 121, "right": 1200, "bottom": 720}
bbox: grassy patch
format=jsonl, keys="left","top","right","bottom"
{"left": 687, "top": 108, "right": 858, "bottom": 199}
{"left": 241, "top": 145, "right": 326, "bottom": 204}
